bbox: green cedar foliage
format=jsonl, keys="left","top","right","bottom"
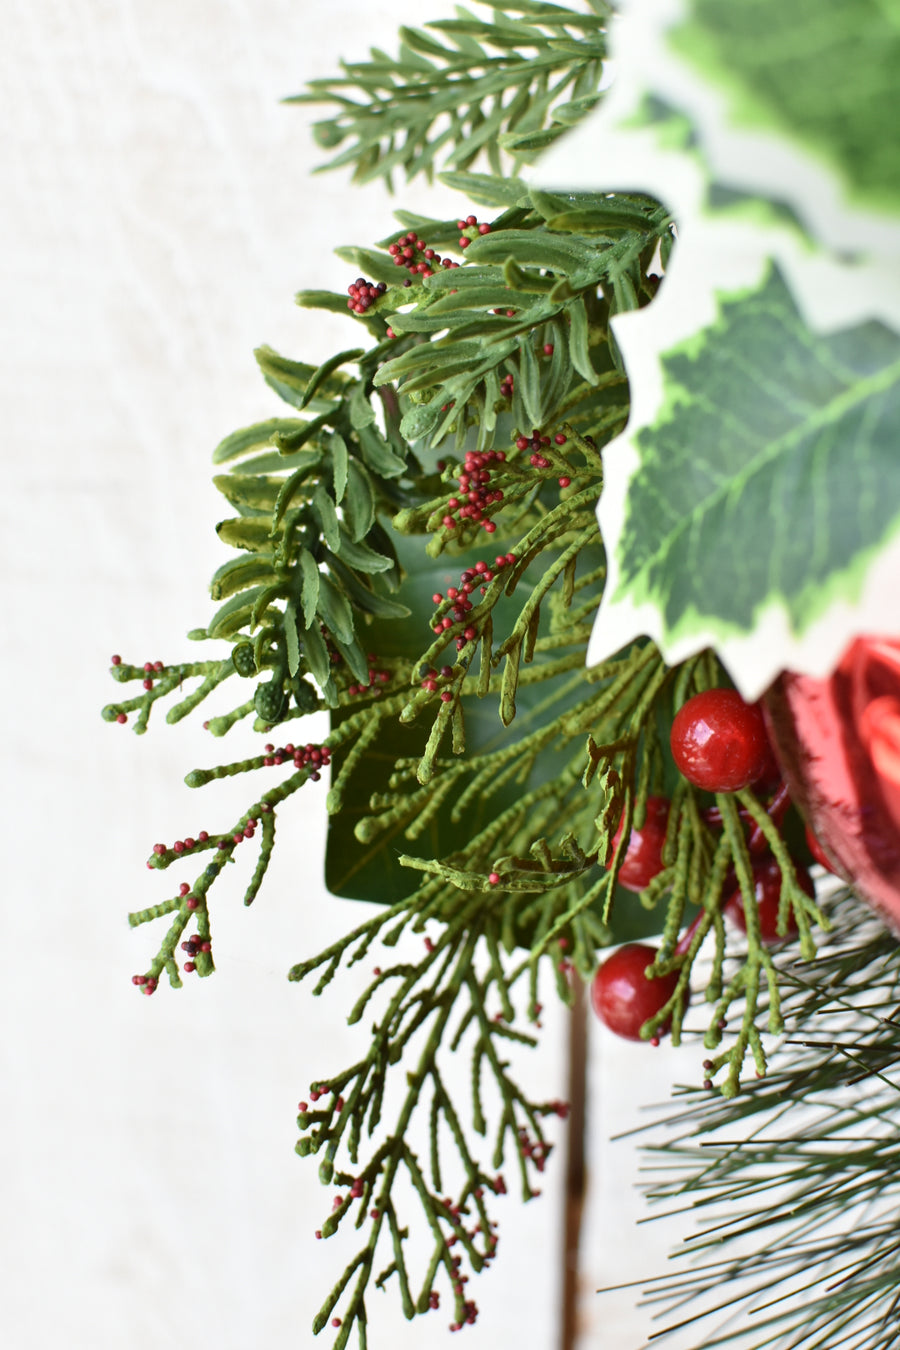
{"left": 104, "top": 3, "right": 839, "bottom": 1342}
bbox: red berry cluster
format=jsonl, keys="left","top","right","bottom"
{"left": 180, "top": 932, "right": 211, "bottom": 973}
{"left": 131, "top": 973, "right": 157, "bottom": 994}
{"left": 346, "top": 277, "right": 386, "bottom": 314}
{"left": 147, "top": 829, "right": 212, "bottom": 867}
{"left": 517, "top": 1126, "right": 552, "bottom": 1174}
{"left": 515, "top": 429, "right": 568, "bottom": 480}
{"left": 456, "top": 213, "right": 491, "bottom": 249}
{"left": 109, "top": 654, "right": 167, "bottom": 721}
{"left": 140, "top": 658, "right": 165, "bottom": 691}
{"left": 439, "top": 449, "right": 508, "bottom": 536}
{"left": 346, "top": 659, "right": 391, "bottom": 698}
{"left": 428, "top": 553, "right": 517, "bottom": 650}
{"left": 387, "top": 230, "right": 461, "bottom": 276}
{"left": 263, "top": 742, "right": 332, "bottom": 781}
{"left": 499, "top": 372, "right": 514, "bottom": 398}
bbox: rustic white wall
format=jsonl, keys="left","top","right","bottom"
{"left": 2, "top": 4, "right": 694, "bottom": 1348}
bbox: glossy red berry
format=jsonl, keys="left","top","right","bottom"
{"left": 606, "top": 797, "right": 670, "bottom": 892}
{"left": 590, "top": 943, "right": 679, "bottom": 1041}
{"left": 723, "top": 857, "right": 814, "bottom": 943}
{"left": 671, "top": 689, "right": 769, "bottom": 792}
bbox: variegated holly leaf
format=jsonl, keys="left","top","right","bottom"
{"left": 529, "top": 0, "right": 900, "bottom": 697}
{"left": 604, "top": 263, "right": 900, "bottom": 672}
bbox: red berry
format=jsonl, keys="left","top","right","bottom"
{"left": 590, "top": 944, "right": 679, "bottom": 1041}
{"left": 723, "top": 857, "right": 813, "bottom": 943}
{"left": 606, "top": 797, "right": 670, "bottom": 892}
{"left": 671, "top": 689, "right": 769, "bottom": 792}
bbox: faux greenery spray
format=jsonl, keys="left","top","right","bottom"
{"left": 105, "top": 2, "right": 900, "bottom": 1345}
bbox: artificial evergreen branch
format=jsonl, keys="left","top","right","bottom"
{"left": 102, "top": 8, "right": 858, "bottom": 1343}
{"left": 625, "top": 889, "right": 900, "bottom": 1350}
{"left": 288, "top": 0, "right": 610, "bottom": 190}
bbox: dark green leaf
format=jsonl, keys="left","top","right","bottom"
{"left": 302, "top": 618, "right": 332, "bottom": 690}
{"left": 437, "top": 169, "right": 528, "bottom": 206}
{"left": 567, "top": 298, "right": 598, "bottom": 385}
{"left": 344, "top": 460, "right": 376, "bottom": 541}
{"left": 295, "top": 289, "right": 355, "bottom": 315}
{"left": 299, "top": 348, "right": 363, "bottom": 409}
{"left": 273, "top": 410, "right": 333, "bottom": 456}
{"left": 312, "top": 484, "right": 341, "bottom": 553}
{"left": 299, "top": 548, "right": 320, "bottom": 628}
{"left": 333, "top": 530, "right": 395, "bottom": 573}
{"left": 207, "top": 585, "right": 271, "bottom": 640}
{"left": 357, "top": 423, "right": 408, "bottom": 478}
{"left": 331, "top": 432, "right": 349, "bottom": 503}
{"left": 317, "top": 573, "right": 356, "bottom": 644}
{"left": 326, "top": 554, "right": 412, "bottom": 620}
{"left": 284, "top": 598, "right": 301, "bottom": 677}
{"left": 400, "top": 401, "right": 442, "bottom": 442}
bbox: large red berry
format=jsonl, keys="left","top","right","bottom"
{"left": 606, "top": 797, "right": 670, "bottom": 892}
{"left": 590, "top": 943, "right": 679, "bottom": 1041}
{"left": 671, "top": 689, "right": 769, "bottom": 792}
{"left": 723, "top": 857, "right": 814, "bottom": 943}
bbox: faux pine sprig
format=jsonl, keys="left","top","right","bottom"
{"left": 105, "top": 5, "right": 837, "bottom": 1341}
{"left": 627, "top": 888, "right": 900, "bottom": 1350}
{"left": 288, "top": 0, "right": 611, "bottom": 189}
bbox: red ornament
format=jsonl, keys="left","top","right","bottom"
{"left": 671, "top": 689, "right": 770, "bottom": 792}
{"left": 590, "top": 943, "right": 679, "bottom": 1041}
{"left": 723, "top": 857, "right": 814, "bottom": 944}
{"left": 763, "top": 636, "right": 900, "bottom": 930}
{"left": 607, "top": 796, "right": 670, "bottom": 892}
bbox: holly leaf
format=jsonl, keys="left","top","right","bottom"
{"left": 596, "top": 263, "right": 900, "bottom": 691}
{"left": 668, "top": 0, "right": 900, "bottom": 255}
{"left": 530, "top": 0, "right": 900, "bottom": 695}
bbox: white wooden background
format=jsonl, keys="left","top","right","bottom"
{"left": 2, "top": 4, "right": 699, "bottom": 1347}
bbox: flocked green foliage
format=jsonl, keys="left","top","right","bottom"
{"left": 627, "top": 887, "right": 900, "bottom": 1350}
{"left": 103, "top": 5, "right": 854, "bottom": 1343}
{"left": 287, "top": 0, "right": 611, "bottom": 189}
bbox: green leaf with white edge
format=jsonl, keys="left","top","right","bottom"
{"left": 593, "top": 262, "right": 900, "bottom": 698}
{"left": 667, "top": 0, "right": 900, "bottom": 254}
{"left": 530, "top": 3, "right": 900, "bottom": 694}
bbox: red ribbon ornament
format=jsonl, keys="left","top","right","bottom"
{"left": 763, "top": 636, "right": 900, "bottom": 931}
